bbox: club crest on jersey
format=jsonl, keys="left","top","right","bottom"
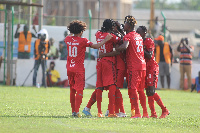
{"left": 70, "top": 59, "right": 75, "bottom": 67}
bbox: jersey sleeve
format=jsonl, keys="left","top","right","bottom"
{"left": 112, "top": 34, "right": 121, "bottom": 44}
{"left": 123, "top": 35, "right": 130, "bottom": 42}
{"left": 84, "top": 38, "right": 93, "bottom": 47}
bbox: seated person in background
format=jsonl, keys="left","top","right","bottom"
{"left": 46, "top": 61, "right": 68, "bottom": 87}
{"left": 48, "top": 38, "right": 59, "bottom": 60}
{"left": 191, "top": 71, "right": 200, "bottom": 93}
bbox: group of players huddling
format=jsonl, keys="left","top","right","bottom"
{"left": 64, "top": 15, "right": 170, "bottom": 118}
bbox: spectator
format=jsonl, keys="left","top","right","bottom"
{"left": 46, "top": 61, "right": 69, "bottom": 87}
{"left": 153, "top": 16, "right": 162, "bottom": 38}
{"left": 191, "top": 71, "right": 200, "bottom": 93}
{"left": 59, "top": 31, "right": 68, "bottom": 60}
{"left": 48, "top": 38, "right": 59, "bottom": 60}
{"left": 32, "top": 29, "right": 50, "bottom": 87}
{"left": 14, "top": 24, "right": 37, "bottom": 59}
{"left": 155, "top": 35, "right": 173, "bottom": 89}
{"left": 177, "top": 38, "right": 194, "bottom": 90}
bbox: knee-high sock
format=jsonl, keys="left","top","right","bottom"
{"left": 148, "top": 96, "right": 156, "bottom": 115}
{"left": 138, "top": 91, "right": 148, "bottom": 115}
{"left": 128, "top": 89, "right": 134, "bottom": 110}
{"left": 96, "top": 89, "right": 103, "bottom": 114}
{"left": 129, "top": 89, "right": 141, "bottom": 116}
{"left": 70, "top": 87, "right": 76, "bottom": 113}
{"left": 153, "top": 92, "right": 165, "bottom": 111}
{"left": 108, "top": 85, "right": 116, "bottom": 114}
{"left": 75, "top": 90, "right": 83, "bottom": 113}
{"left": 115, "top": 89, "right": 125, "bottom": 113}
{"left": 86, "top": 89, "right": 97, "bottom": 109}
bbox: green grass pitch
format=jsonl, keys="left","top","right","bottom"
{"left": 0, "top": 86, "right": 199, "bottom": 133}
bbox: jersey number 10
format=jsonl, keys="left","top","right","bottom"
{"left": 69, "top": 46, "right": 77, "bottom": 57}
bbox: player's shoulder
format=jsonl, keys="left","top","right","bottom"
{"left": 145, "top": 38, "right": 154, "bottom": 44}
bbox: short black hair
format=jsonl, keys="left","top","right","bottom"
{"left": 139, "top": 26, "right": 147, "bottom": 34}
{"left": 50, "top": 61, "right": 55, "bottom": 65}
{"left": 101, "top": 19, "right": 115, "bottom": 32}
{"left": 68, "top": 20, "right": 87, "bottom": 34}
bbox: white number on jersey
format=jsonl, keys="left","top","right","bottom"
{"left": 69, "top": 46, "right": 77, "bottom": 57}
{"left": 99, "top": 44, "right": 106, "bottom": 53}
{"left": 136, "top": 40, "right": 143, "bottom": 52}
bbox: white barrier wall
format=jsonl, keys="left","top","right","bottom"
{"left": 16, "top": 59, "right": 97, "bottom": 87}
{"left": 16, "top": 59, "right": 200, "bottom": 89}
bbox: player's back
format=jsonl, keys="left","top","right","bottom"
{"left": 124, "top": 31, "right": 146, "bottom": 70}
{"left": 96, "top": 31, "right": 120, "bottom": 62}
{"left": 65, "top": 36, "right": 92, "bottom": 72}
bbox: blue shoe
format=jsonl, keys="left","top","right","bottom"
{"left": 82, "top": 109, "right": 92, "bottom": 116}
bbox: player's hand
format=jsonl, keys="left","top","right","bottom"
{"left": 17, "top": 24, "right": 20, "bottom": 29}
{"left": 99, "top": 52, "right": 105, "bottom": 58}
{"left": 104, "top": 34, "right": 113, "bottom": 41}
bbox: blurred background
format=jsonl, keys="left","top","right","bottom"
{"left": 0, "top": 0, "right": 200, "bottom": 88}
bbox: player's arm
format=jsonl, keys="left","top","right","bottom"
{"left": 99, "top": 51, "right": 120, "bottom": 58}
{"left": 177, "top": 38, "right": 184, "bottom": 52}
{"left": 115, "top": 40, "right": 129, "bottom": 52}
{"left": 90, "top": 34, "right": 112, "bottom": 49}
{"left": 144, "top": 49, "right": 153, "bottom": 59}
{"left": 183, "top": 43, "right": 193, "bottom": 52}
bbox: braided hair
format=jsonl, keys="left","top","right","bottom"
{"left": 139, "top": 26, "right": 147, "bottom": 34}
{"left": 101, "top": 19, "right": 115, "bottom": 32}
{"left": 124, "top": 15, "right": 137, "bottom": 28}
{"left": 68, "top": 20, "right": 87, "bottom": 34}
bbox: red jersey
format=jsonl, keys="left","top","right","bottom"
{"left": 96, "top": 31, "right": 121, "bottom": 62}
{"left": 65, "top": 36, "right": 93, "bottom": 72}
{"left": 123, "top": 31, "right": 146, "bottom": 70}
{"left": 143, "top": 38, "right": 158, "bottom": 68}
{"left": 116, "top": 52, "right": 126, "bottom": 70}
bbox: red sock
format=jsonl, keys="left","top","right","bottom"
{"left": 86, "top": 89, "right": 97, "bottom": 109}
{"left": 96, "top": 89, "right": 103, "bottom": 114}
{"left": 75, "top": 90, "right": 83, "bottom": 113}
{"left": 138, "top": 91, "right": 148, "bottom": 115}
{"left": 115, "top": 89, "right": 125, "bottom": 113}
{"left": 70, "top": 87, "right": 76, "bottom": 113}
{"left": 148, "top": 96, "right": 156, "bottom": 115}
{"left": 153, "top": 93, "right": 165, "bottom": 111}
{"left": 108, "top": 85, "right": 116, "bottom": 114}
{"left": 129, "top": 89, "right": 141, "bottom": 116}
